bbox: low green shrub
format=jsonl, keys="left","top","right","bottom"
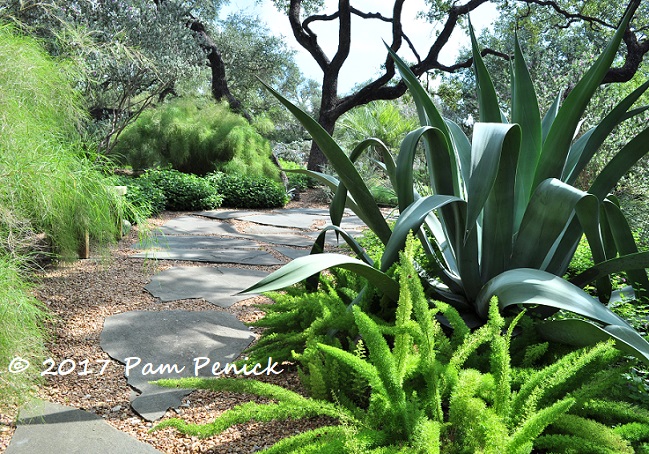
{"left": 279, "top": 159, "right": 317, "bottom": 191}
{"left": 116, "top": 175, "right": 167, "bottom": 221}
{"left": 138, "top": 169, "right": 222, "bottom": 211}
{"left": 111, "top": 98, "right": 280, "bottom": 179}
{"left": 207, "top": 172, "right": 288, "bottom": 209}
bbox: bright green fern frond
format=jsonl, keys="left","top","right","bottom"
{"left": 542, "top": 413, "right": 633, "bottom": 453}
{"left": 259, "top": 426, "right": 348, "bottom": 454}
{"left": 510, "top": 340, "right": 617, "bottom": 425}
{"left": 507, "top": 398, "right": 575, "bottom": 453}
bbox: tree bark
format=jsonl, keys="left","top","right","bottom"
{"left": 188, "top": 19, "right": 252, "bottom": 122}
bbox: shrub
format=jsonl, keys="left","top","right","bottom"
{"left": 207, "top": 172, "right": 288, "bottom": 209}
{"left": 111, "top": 98, "right": 280, "bottom": 179}
{"left": 116, "top": 175, "right": 167, "bottom": 221}
{"left": 138, "top": 169, "right": 222, "bottom": 211}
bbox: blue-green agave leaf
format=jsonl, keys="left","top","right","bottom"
{"left": 512, "top": 179, "right": 585, "bottom": 270}
{"left": 563, "top": 81, "right": 649, "bottom": 185}
{"left": 469, "top": 20, "right": 501, "bottom": 123}
{"left": 261, "top": 81, "right": 392, "bottom": 244}
{"left": 240, "top": 253, "right": 399, "bottom": 301}
{"left": 537, "top": 319, "right": 649, "bottom": 364}
{"left": 533, "top": 5, "right": 635, "bottom": 187}
{"left": 511, "top": 33, "right": 542, "bottom": 230}
{"left": 476, "top": 268, "right": 633, "bottom": 328}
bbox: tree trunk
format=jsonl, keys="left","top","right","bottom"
{"left": 188, "top": 20, "right": 252, "bottom": 122}
{"left": 307, "top": 111, "right": 336, "bottom": 171}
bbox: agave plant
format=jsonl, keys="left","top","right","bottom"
{"left": 244, "top": 7, "right": 649, "bottom": 361}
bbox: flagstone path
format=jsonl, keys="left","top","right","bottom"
{"left": 7, "top": 207, "right": 365, "bottom": 452}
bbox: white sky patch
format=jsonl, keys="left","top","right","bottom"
{"left": 221, "top": 0, "right": 499, "bottom": 93}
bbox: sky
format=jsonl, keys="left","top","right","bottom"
{"left": 220, "top": 0, "right": 499, "bottom": 93}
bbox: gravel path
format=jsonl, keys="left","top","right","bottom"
{"left": 0, "top": 196, "right": 339, "bottom": 453}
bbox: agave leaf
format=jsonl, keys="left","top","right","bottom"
{"left": 466, "top": 123, "right": 521, "bottom": 234}
{"left": 261, "top": 81, "right": 392, "bottom": 244}
{"left": 396, "top": 126, "right": 458, "bottom": 211}
{"left": 239, "top": 253, "right": 399, "bottom": 301}
{"left": 385, "top": 44, "right": 451, "bottom": 137}
{"left": 512, "top": 179, "right": 585, "bottom": 270}
{"left": 537, "top": 319, "right": 649, "bottom": 364}
{"left": 511, "top": 33, "right": 542, "bottom": 230}
{"left": 533, "top": 5, "right": 635, "bottom": 188}
{"left": 330, "top": 138, "right": 397, "bottom": 230}
{"left": 570, "top": 251, "right": 649, "bottom": 288}
{"left": 469, "top": 20, "right": 501, "bottom": 123}
{"left": 281, "top": 166, "right": 364, "bottom": 216}
{"left": 445, "top": 119, "right": 472, "bottom": 194}
{"left": 475, "top": 268, "right": 632, "bottom": 328}
{"left": 309, "top": 225, "right": 374, "bottom": 265}
{"left": 589, "top": 126, "right": 649, "bottom": 201}
{"left": 602, "top": 199, "right": 649, "bottom": 296}
{"left": 380, "top": 194, "right": 462, "bottom": 272}
{"left": 574, "top": 195, "right": 612, "bottom": 302}
{"left": 467, "top": 123, "right": 521, "bottom": 280}
{"left": 563, "top": 81, "right": 649, "bottom": 185}
{"left": 386, "top": 44, "right": 461, "bottom": 197}
{"left": 541, "top": 92, "right": 562, "bottom": 143}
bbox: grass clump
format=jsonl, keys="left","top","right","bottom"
{"left": 110, "top": 97, "right": 280, "bottom": 179}
{"left": 0, "top": 255, "right": 49, "bottom": 410}
{"left": 0, "top": 25, "right": 128, "bottom": 259}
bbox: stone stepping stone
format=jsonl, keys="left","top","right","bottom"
{"left": 272, "top": 246, "right": 312, "bottom": 260}
{"left": 158, "top": 216, "right": 240, "bottom": 236}
{"left": 131, "top": 248, "right": 282, "bottom": 265}
{"left": 100, "top": 310, "right": 255, "bottom": 421}
{"left": 145, "top": 266, "right": 269, "bottom": 307}
{"left": 197, "top": 210, "right": 262, "bottom": 220}
{"left": 238, "top": 233, "right": 315, "bottom": 247}
{"left": 6, "top": 400, "right": 162, "bottom": 453}
{"left": 131, "top": 235, "right": 259, "bottom": 250}
{"left": 242, "top": 212, "right": 329, "bottom": 230}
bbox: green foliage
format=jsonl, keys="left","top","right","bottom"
{"left": 0, "top": 255, "right": 49, "bottom": 410}
{"left": 0, "top": 25, "right": 128, "bottom": 259}
{"left": 152, "top": 238, "right": 649, "bottom": 452}
{"left": 246, "top": 10, "right": 649, "bottom": 362}
{"left": 115, "top": 175, "right": 167, "bottom": 221}
{"left": 206, "top": 172, "right": 288, "bottom": 209}
{"left": 136, "top": 169, "right": 222, "bottom": 211}
{"left": 111, "top": 98, "right": 280, "bottom": 179}
{"left": 279, "top": 159, "right": 317, "bottom": 190}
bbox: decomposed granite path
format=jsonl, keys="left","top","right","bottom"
{"left": 7, "top": 207, "right": 367, "bottom": 453}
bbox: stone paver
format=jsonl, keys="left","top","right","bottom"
{"left": 131, "top": 248, "right": 282, "bottom": 265}
{"left": 6, "top": 400, "right": 162, "bottom": 453}
{"left": 145, "top": 266, "right": 269, "bottom": 307}
{"left": 158, "top": 216, "right": 240, "bottom": 236}
{"left": 100, "top": 310, "right": 255, "bottom": 421}
{"left": 131, "top": 235, "right": 259, "bottom": 250}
